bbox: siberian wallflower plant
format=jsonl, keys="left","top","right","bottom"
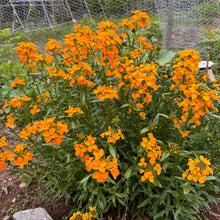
{"left": 0, "top": 10, "right": 219, "bottom": 219}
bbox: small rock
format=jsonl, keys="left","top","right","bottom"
{"left": 3, "top": 216, "right": 11, "bottom": 220}
{"left": 19, "top": 182, "right": 26, "bottom": 189}
{"left": 13, "top": 207, "right": 53, "bottom": 220}
{"left": 11, "top": 198, "right": 16, "bottom": 203}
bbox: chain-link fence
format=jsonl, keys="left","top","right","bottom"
{"left": 0, "top": 0, "right": 156, "bottom": 44}
{"left": 154, "top": 0, "right": 220, "bottom": 61}
{"left": 0, "top": 0, "right": 220, "bottom": 61}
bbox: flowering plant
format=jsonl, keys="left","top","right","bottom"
{"left": 0, "top": 11, "right": 219, "bottom": 219}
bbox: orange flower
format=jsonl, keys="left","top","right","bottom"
{"left": 92, "top": 171, "right": 109, "bottom": 182}
{"left": 0, "top": 136, "right": 8, "bottom": 148}
{"left": 130, "top": 50, "right": 141, "bottom": 59}
{"left": 4, "top": 150, "right": 14, "bottom": 161}
{"left": 182, "top": 155, "right": 213, "bottom": 184}
{"left": 100, "top": 126, "right": 124, "bottom": 144}
{"left": 45, "top": 38, "right": 63, "bottom": 53}
{"left": 139, "top": 133, "right": 162, "bottom": 182}
{"left": 0, "top": 153, "right": 6, "bottom": 171}
{"left": 14, "top": 151, "right": 33, "bottom": 169}
{"left": 42, "top": 92, "right": 50, "bottom": 97}
{"left": 14, "top": 144, "right": 25, "bottom": 153}
{"left": 93, "top": 85, "right": 118, "bottom": 101}
{"left": 30, "top": 104, "right": 40, "bottom": 114}
{"left": 10, "top": 78, "right": 25, "bottom": 88}
{"left": 6, "top": 114, "right": 17, "bottom": 127}
{"left": 65, "top": 105, "right": 84, "bottom": 117}
{"left": 139, "top": 112, "right": 146, "bottom": 120}
{"left": 7, "top": 96, "right": 31, "bottom": 108}
{"left": 141, "top": 171, "right": 154, "bottom": 182}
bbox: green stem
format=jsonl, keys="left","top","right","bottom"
{"left": 179, "top": 110, "right": 192, "bottom": 147}
{"left": 132, "top": 27, "right": 138, "bottom": 49}
{"left": 52, "top": 78, "right": 58, "bottom": 102}
{"left": 138, "top": 114, "right": 141, "bottom": 143}
{"left": 106, "top": 100, "right": 112, "bottom": 123}
{"left": 83, "top": 87, "right": 94, "bottom": 130}
{"left": 64, "top": 80, "right": 69, "bottom": 106}
{"left": 31, "top": 74, "right": 41, "bottom": 95}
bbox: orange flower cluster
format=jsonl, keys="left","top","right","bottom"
{"left": 45, "top": 66, "right": 72, "bottom": 81}
{"left": 14, "top": 11, "right": 156, "bottom": 113}
{"left": 178, "top": 83, "right": 218, "bottom": 127}
{"left": 124, "top": 62, "right": 160, "bottom": 106}
{"left": 13, "top": 143, "right": 33, "bottom": 169}
{"left": 171, "top": 49, "right": 219, "bottom": 135}
{"left": 171, "top": 49, "right": 200, "bottom": 90}
{"left": 30, "top": 104, "right": 40, "bottom": 115}
{"left": 69, "top": 207, "right": 96, "bottom": 220}
{"left": 93, "top": 85, "right": 119, "bottom": 101}
{"left": 138, "top": 133, "right": 162, "bottom": 182}
{"left": 10, "top": 78, "right": 25, "bottom": 88}
{"left": 15, "top": 42, "right": 49, "bottom": 71}
{"left": 119, "top": 10, "right": 149, "bottom": 30}
{"left": 19, "top": 117, "right": 68, "bottom": 145}
{"left": 182, "top": 155, "right": 213, "bottom": 184}
{"left": 74, "top": 135, "right": 119, "bottom": 182}
{"left": 0, "top": 136, "right": 8, "bottom": 148}
{"left": 65, "top": 105, "right": 84, "bottom": 117}
{"left": 36, "top": 93, "right": 52, "bottom": 105}
{"left": 45, "top": 38, "right": 63, "bottom": 53}
{"left": 6, "top": 114, "right": 17, "bottom": 127}
{"left": 130, "top": 50, "right": 141, "bottom": 59}
{"left": 137, "top": 37, "right": 153, "bottom": 52}
{"left": 0, "top": 138, "right": 33, "bottom": 170}
{"left": 100, "top": 126, "right": 124, "bottom": 144}
{"left": 3, "top": 96, "right": 31, "bottom": 109}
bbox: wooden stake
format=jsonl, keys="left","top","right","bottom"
{"left": 206, "top": 54, "right": 209, "bottom": 75}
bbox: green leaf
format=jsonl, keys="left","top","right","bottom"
{"left": 183, "top": 184, "right": 191, "bottom": 194}
{"left": 174, "top": 206, "right": 182, "bottom": 218}
{"left": 153, "top": 113, "right": 160, "bottom": 124}
{"left": 152, "top": 113, "right": 170, "bottom": 125}
{"left": 162, "top": 162, "right": 169, "bottom": 172}
{"left": 108, "top": 144, "right": 116, "bottom": 158}
{"left": 188, "top": 131, "right": 210, "bottom": 140}
{"left": 120, "top": 104, "right": 129, "bottom": 108}
{"left": 140, "top": 127, "right": 150, "bottom": 135}
{"left": 159, "top": 113, "right": 170, "bottom": 119}
{"left": 124, "top": 167, "right": 133, "bottom": 179}
{"left": 71, "top": 121, "right": 76, "bottom": 129}
{"left": 66, "top": 153, "right": 71, "bottom": 163}
{"left": 3, "top": 107, "right": 10, "bottom": 114}
{"left": 156, "top": 49, "right": 176, "bottom": 65}
{"left": 153, "top": 179, "right": 162, "bottom": 188}
{"left": 117, "top": 197, "right": 126, "bottom": 206}
{"left": 160, "top": 151, "right": 170, "bottom": 161}
{"left": 137, "top": 197, "right": 151, "bottom": 208}
{"left": 205, "top": 176, "right": 216, "bottom": 181}
{"left": 112, "top": 196, "right": 116, "bottom": 207}
{"left": 79, "top": 174, "right": 92, "bottom": 185}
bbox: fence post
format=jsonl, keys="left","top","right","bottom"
{"left": 9, "top": 0, "right": 29, "bottom": 40}
{"left": 166, "top": 0, "right": 174, "bottom": 49}
{"left": 40, "top": 0, "right": 55, "bottom": 35}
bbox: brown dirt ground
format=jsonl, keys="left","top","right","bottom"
{"left": 0, "top": 122, "right": 219, "bottom": 220}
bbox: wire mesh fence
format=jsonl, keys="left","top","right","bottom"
{"left": 0, "top": 0, "right": 156, "bottom": 44}
{"left": 0, "top": 0, "right": 220, "bottom": 62}
{"left": 154, "top": 0, "right": 220, "bottom": 61}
